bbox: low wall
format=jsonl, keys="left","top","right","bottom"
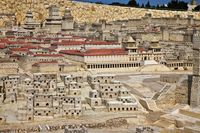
{"left": 0, "top": 117, "right": 128, "bottom": 132}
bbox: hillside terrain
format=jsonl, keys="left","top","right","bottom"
{"left": 0, "top": 0, "right": 200, "bottom": 26}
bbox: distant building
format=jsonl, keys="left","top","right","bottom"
{"left": 23, "top": 10, "right": 40, "bottom": 32}
{"left": 62, "top": 8, "right": 75, "bottom": 32}
{"left": 45, "top": 5, "right": 62, "bottom": 33}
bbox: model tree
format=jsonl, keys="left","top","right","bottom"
{"left": 127, "top": 0, "right": 139, "bottom": 7}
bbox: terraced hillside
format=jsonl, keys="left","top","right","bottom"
{"left": 0, "top": 0, "right": 200, "bottom": 27}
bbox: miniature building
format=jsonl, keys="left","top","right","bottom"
{"left": 53, "top": 41, "right": 121, "bottom": 51}
{"left": 17, "top": 73, "right": 83, "bottom": 121}
{"left": 23, "top": 10, "right": 40, "bottom": 32}
{"left": 61, "top": 96, "right": 82, "bottom": 117}
{"left": 123, "top": 35, "right": 138, "bottom": 54}
{"left": 32, "top": 61, "right": 59, "bottom": 73}
{"left": 87, "top": 74, "right": 115, "bottom": 84}
{"left": 60, "top": 34, "right": 164, "bottom": 72}
{"left": 60, "top": 74, "right": 85, "bottom": 84}
{"left": 68, "top": 82, "right": 82, "bottom": 96}
{"left": 29, "top": 54, "right": 64, "bottom": 63}
{"left": 160, "top": 74, "right": 183, "bottom": 83}
{"left": 107, "top": 101, "right": 137, "bottom": 112}
{"left": 62, "top": 8, "right": 75, "bottom": 32}
{"left": 45, "top": 5, "right": 62, "bottom": 33}
{"left": 99, "top": 83, "right": 122, "bottom": 99}
{"left": 3, "top": 75, "right": 20, "bottom": 103}
{"left": 86, "top": 90, "right": 102, "bottom": 108}
{"left": 87, "top": 74, "right": 138, "bottom": 112}
{"left": 0, "top": 60, "right": 19, "bottom": 75}
{"left": 56, "top": 82, "right": 66, "bottom": 94}
{"left": 33, "top": 73, "right": 57, "bottom": 82}
{"left": 60, "top": 47, "right": 142, "bottom": 71}
{"left": 0, "top": 80, "right": 5, "bottom": 104}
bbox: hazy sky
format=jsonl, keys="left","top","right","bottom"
{"left": 77, "top": 0, "right": 198, "bottom": 6}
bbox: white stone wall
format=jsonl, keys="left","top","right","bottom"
{"left": 45, "top": 24, "right": 62, "bottom": 34}
{"left": 84, "top": 55, "right": 129, "bottom": 63}
{"left": 56, "top": 44, "right": 121, "bottom": 51}
{"left": 62, "top": 20, "right": 74, "bottom": 30}
{"left": 57, "top": 45, "right": 80, "bottom": 51}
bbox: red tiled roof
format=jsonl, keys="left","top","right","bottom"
{"left": 0, "top": 39, "right": 9, "bottom": 43}
{"left": 6, "top": 41, "right": 30, "bottom": 45}
{"left": 45, "top": 38, "right": 59, "bottom": 41}
{"left": 11, "top": 48, "right": 29, "bottom": 52}
{"left": 35, "top": 37, "right": 58, "bottom": 42}
{"left": 28, "top": 51, "right": 34, "bottom": 55}
{"left": 48, "top": 47, "right": 57, "bottom": 52}
{"left": 0, "top": 45, "right": 6, "bottom": 49}
{"left": 21, "top": 45, "right": 42, "bottom": 49}
{"left": 32, "top": 42, "right": 50, "bottom": 45}
{"left": 10, "top": 54, "right": 22, "bottom": 57}
{"left": 54, "top": 41, "right": 86, "bottom": 46}
{"left": 33, "top": 54, "right": 64, "bottom": 57}
{"left": 17, "top": 36, "right": 35, "bottom": 39}
{"left": 6, "top": 36, "right": 15, "bottom": 39}
{"left": 61, "top": 39, "right": 85, "bottom": 43}
{"left": 60, "top": 48, "right": 127, "bottom": 56}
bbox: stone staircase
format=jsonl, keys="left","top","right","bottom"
{"left": 152, "top": 84, "right": 171, "bottom": 100}
{"left": 139, "top": 98, "right": 161, "bottom": 112}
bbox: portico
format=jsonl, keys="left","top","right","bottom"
{"left": 86, "top": 62, "right": 141, "bottom": 69}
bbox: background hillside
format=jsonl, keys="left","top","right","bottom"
{"left": 0, "top": 0, "right": 200, "bottom": 27}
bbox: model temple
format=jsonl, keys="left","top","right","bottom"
{"left": 0, "top": 0, "right": 200, "bottom": 132}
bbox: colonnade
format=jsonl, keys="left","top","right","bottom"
{"left": 87, "top": 62, "right": 141, "bottom": 69}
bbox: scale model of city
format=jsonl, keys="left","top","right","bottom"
{"left": 0, "top": 0, "right": 200, "bottom": 133}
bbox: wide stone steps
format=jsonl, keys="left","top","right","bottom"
{"left": 139, "top": 98, "right": 161, "bottom": 112}
{"left": 152, "top": 84, "right": 171, "bottom": 100}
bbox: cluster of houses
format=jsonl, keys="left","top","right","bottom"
{"left": 0, "top": 72, "right": 139, "bottom": 122}
{"left": 86, "top": 74, "right": 138, "bottom": 112}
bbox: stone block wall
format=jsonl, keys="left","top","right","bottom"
{"left": 175, "top": 83, "right": 188, "bottom": 104}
